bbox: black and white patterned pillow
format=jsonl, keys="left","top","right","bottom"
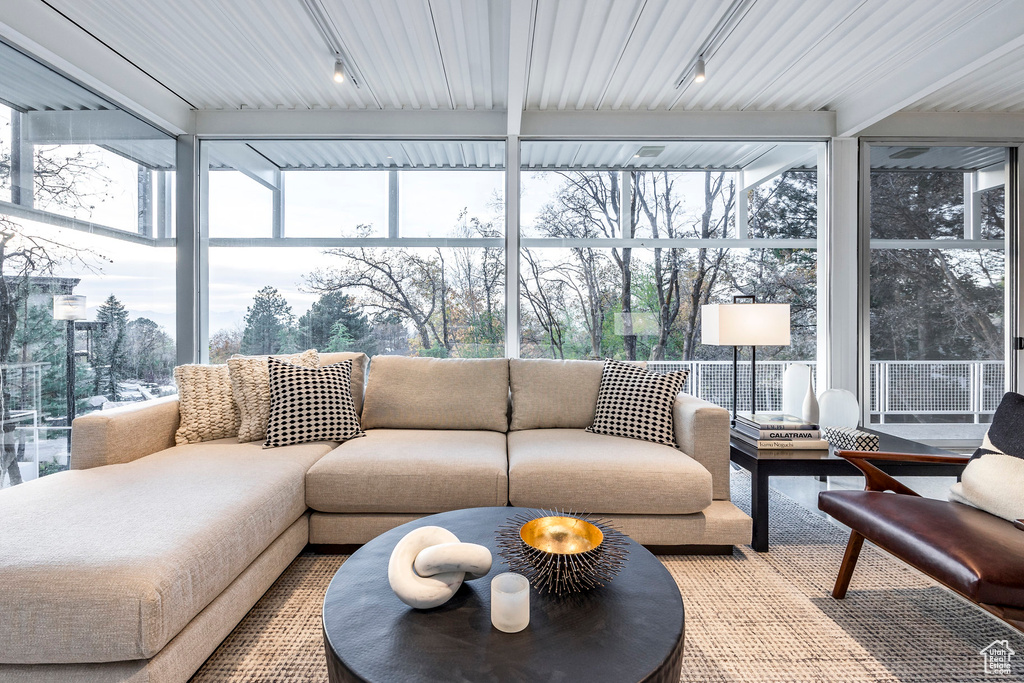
{"left": 264, "top": 358, "right": 365, "bottom": 448}
{"left": 586, "top": 359, "right": 689, "bottom": 447}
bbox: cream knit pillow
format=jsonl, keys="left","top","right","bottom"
{"left": 228, "top": 349, "right": 320, "bottom": 443}
{"left": 174, "top": 364, "right": 240, "bottom": 444}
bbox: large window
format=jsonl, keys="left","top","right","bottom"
{"left": 0, "top": 43, "right": 176, "bottom": 487}
{"left": 204, "top": 140, "right": 505, "bottom": 363}
{"left": 866, "top": 144, "right": 1007, "bottom": 441}
{"left": 519, "top": 140, "right": 824, "bottom": 410}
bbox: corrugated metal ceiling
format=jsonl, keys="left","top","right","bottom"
{"left": 521, "top": 140, "right": 819, "bottom": 170}
{"left": 0, "top": 40, "right": 113, "bottom": 112}
{"left": 235, "top": 140, "right": 506, "bottom": 169}
{"left": 907, "top": 43, "right": 1024, "bottom": 112}
{"left": 35, "top": 0, "right": 1024, "bottom": 115}
{"left": 870, "top": 146, "right": 1006, "bottom": 171}
{"left": 42, "top": 0, "right": 508, "bottom": 111}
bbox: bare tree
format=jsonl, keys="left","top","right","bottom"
{"left": 307, "top": 245, "right": 444, "bottom": 352}
{"left": 519, "top": 247, "right": 567, "bottom": 358}
{"left": 548, "top": 171, "right": 638, "bottom": 358}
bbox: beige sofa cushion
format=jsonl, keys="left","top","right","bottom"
{"left": 509, "top": 359, "right": 646, "bottom": 430}
{"left": 510, "top": 359, "right": 603, "bottom": 430}
{"left": 360, "top": 356, "right": 510, "bottom": 432}
{"left": 173, "top": 364, "right": 239, "bottom": 444}
{"left": 306, "top": 429, "right": 509, "bottom": 513}
{"left": 227, "top": 349, "right": 319, "bottom": 443}
{"left": 0, "top": 439, "right": 332, "bottom": 665}
{"left": 507, "top": 429, "right": 712, "bottom": 515}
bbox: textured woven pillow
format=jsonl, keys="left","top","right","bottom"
{"left": 228, "top": 349, "right": 319, "bottom": 443}
{"left": 174, "top": 364, "right": 240, "bottom": 444}
{"left": 586, "top": 359, "right": 689, "bottom": 447}
{"left": 948, "top": 391, "right": 1024, "bottom": 523}
{"left": 264, "top": 358, "right": 365, "bottom": 448}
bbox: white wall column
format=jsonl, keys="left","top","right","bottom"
{"left": 10, "top": 111, "right": 33, "bottom": 207}
{"left": 388, "top": 169, "right": 399, "bottom": 238}
{"left": 505, "top": 136, "right": 520, "bottom": 358}
{"left": 175, "top": 134, "right": 199, "bottom": 364}
{"left": 824, "top": 137, "right": 859, "bottom": 398}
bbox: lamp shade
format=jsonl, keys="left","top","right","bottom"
{"left": 53, "top": 295, "right": 87, "bottom": 321}
{"left": 701, "top": 303, "right": 790, "bottom": 346}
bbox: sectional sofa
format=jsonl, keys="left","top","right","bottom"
{"left": 0, "top": 353, "right": 751, "bottom": 682}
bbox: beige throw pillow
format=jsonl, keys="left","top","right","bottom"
{"left": 174, "top": 364, "right": 240, "bottom": 444}
{"left": 228, "top": 349, "right": 320, "bottom": 443}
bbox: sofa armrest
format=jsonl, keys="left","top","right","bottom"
{"left": 70, "top": 396, "right": 180, "bottom": 470}
{"left": 673, "top": 393, "right": 731, "bottom": 500}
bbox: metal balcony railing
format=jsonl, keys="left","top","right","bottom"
{"left": 649, "top": 359, "right": 1004, "bottom": 423}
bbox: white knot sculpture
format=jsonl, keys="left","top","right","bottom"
{"left": 387, "top": 526, "right": 493, "bottom": 609}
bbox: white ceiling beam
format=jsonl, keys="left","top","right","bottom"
{"left": 740, "top": 145, "right": 817, "bottom": 191}
{"left": 860, "top": 111, "right": 1024, "bottom": 139}
{"left": 835, "top": 1, "right": 1024, "bottom": 138}
{"left": 0, "top": 0, "right": 193, "bottom": 136}
{"left": 976, "top": 162, "right": 1005, "bottom": 192}
{"left": 520, "top": 110, "right": 835, "bottom": 139}
{"left": 505, "top": 0, "right": 533, "bottom": 136}
{"left": 195, "top": 109, "right": 506, "bottom": 138}
{"left": 208, "top": 142, "right": 281, "bottom": 191}
{"left": 24, "top": 110, "right": 168, "bottom": 144}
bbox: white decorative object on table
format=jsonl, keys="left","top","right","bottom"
{"left": 491, "top": 572, "right": 530, "bottom": 633}
{"left": 782, "top": 364, "right": 811, "bottom": 418}
{"left": 388, "top": 526, "right": 492, "bottom": 609}
{"left": 818, "top": 388, "right": 860, "bottom": 429}
{"left": 801, "top": 376, "right": 819, "bottom": 424}
{"left": 823, "top": 426, "right": 879, "bottom": 451}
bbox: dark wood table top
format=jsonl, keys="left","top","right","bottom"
{"left": 322, "top": 506, "right": 685, "bottom": 683}
{"left": 730, "top": 426, "right": 956, "bottom": 462}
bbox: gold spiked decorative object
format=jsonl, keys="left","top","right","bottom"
{"left": 496, "top": 510, "right": 629, "bottom": 596}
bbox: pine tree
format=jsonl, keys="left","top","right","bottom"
{"left": 297, "top": 291, "right": 373, "bottom": 354}
{"left": 240, "top": 286, "right": 297, "bottom": 355}
{"left": 91, "top": 294, "right": 130, "bottom": 399}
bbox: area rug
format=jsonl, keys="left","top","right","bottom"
{"left": 191, "top": 472, "right": 1024, "bottom": 682}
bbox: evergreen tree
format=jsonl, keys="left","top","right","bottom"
{"left": 297, "top": 291, "right": 373, "bottom": 354}
{"left": 240, "top": 286, "right": 297, "bottom": 355}
{"left": 91, "top": 294, "right": 130, "bottom": 399}
{"left": 125, "top": 318, "right": 175, "bottom": 384}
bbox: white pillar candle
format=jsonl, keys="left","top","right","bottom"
{"left": 490, "top": 572, "right": 529, "bottom": 633}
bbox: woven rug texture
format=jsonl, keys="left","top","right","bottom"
{"left": 191, "top": 471, "right": 1024, "bottom": 682}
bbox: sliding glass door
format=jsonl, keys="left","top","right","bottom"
{"left": 863, "top": 143, "right": 1010, "bottom": 445}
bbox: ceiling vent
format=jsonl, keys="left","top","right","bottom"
{"left": 634, "top": 145, "right": 666, "bottom": 158}
{"left": 889, "top": 147, "right": 929, "bottom": 159}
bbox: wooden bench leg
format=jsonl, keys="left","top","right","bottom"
{"left": 832, "top": 530, "right": 864, "bottom": 599}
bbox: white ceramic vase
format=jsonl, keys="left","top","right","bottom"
{"left": 818, "top": 388, "right": 860, "bottom": 428}
{"left": 801, "top": 377, "right": 819, "bottom": 424}
{"left": 782, "top": 364, "right": 811, "bottom": 418}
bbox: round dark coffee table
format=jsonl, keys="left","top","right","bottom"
{"left": 323, "top": 507, "right": 684, "bottom": 683}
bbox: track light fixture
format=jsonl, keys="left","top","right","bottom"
{"left": 333, "top": 58, "right": 345, "bottom": 84}
{"left": 694, "top": 56, "right": 706, "bottom": 84}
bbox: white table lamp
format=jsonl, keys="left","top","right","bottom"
{"left": 702, "top": 296, "right": 791, "bottom": 421}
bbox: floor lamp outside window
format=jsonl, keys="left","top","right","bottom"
{"left": 53, "top": 295, "right": 86, "bottom": 454}
{"left": 701, "top": 296, "right": 791, "bottom": 422}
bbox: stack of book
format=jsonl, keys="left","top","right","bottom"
{"left": 731, "top": 412, "right": 829, "bottom": 450}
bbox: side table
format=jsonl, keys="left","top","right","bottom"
{"left": 729, "top": 428, "right": 966, "bottom": 552}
